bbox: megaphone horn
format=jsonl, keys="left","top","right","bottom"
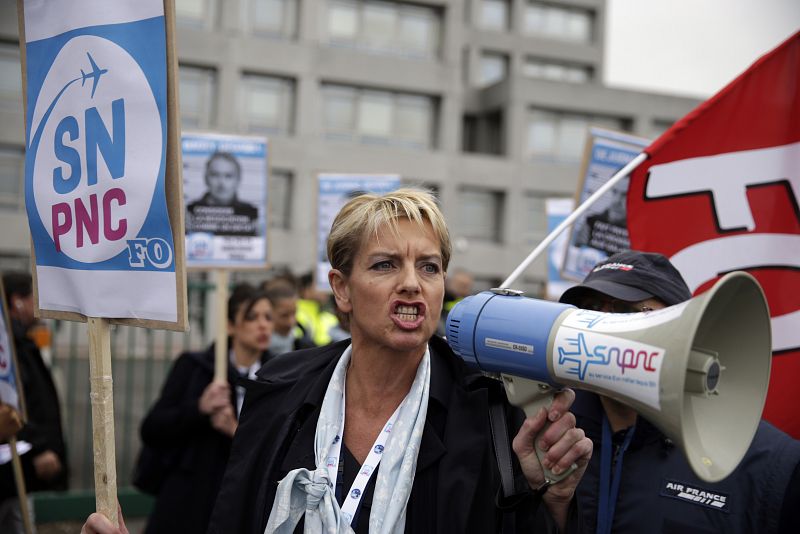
{"left": 446, "top": 271, "right": 771, "bottom": 483}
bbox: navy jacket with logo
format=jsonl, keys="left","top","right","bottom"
{"left": 572, "top": 390, "right": 800, "bottom": 534}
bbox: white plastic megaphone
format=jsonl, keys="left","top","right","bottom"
{"left": 446, "top": 271, "right": 771, "bottom": 483}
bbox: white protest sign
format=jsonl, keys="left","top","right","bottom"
{"left": 23, "top": 0, "right": 183, "bottom": 326}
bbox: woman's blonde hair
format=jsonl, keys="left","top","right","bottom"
{"left": 327, "top": 188, "right": 451, "bottom": 276}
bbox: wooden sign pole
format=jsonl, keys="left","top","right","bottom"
{"left": 87, "top": 317, "right": 118, "bottom": 526}
{"left": 214, "top": 270, "right": 230, "bottom": 383}
{"left": 9, "top": 437, "right": 33, "bottom": 534}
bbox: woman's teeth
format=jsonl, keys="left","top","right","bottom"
{"left": 396, "top": 305, "right": 419, "bottom": 321}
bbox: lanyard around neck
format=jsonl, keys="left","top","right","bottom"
{"left": 325, "top": 387, "right": 403, "bottom": 525}
{"left": 596, "top": 414, "right": 635, "bottom": 534}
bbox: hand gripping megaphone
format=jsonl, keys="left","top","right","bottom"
{"left": 446, "top": 271, "right": 771, "bottom": 483}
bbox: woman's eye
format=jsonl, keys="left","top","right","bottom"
{"left": 422, "top": 263, "right": 440, "bottom": 274}
{"left": 372, "top": 260, "right": 393, "bottom": 270}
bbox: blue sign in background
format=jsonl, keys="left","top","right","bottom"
{"left": 24, "top": 16, "right": 174, "bottom": 273}
{"left": 316, "top": 174, "right": 401, "bottom": 290}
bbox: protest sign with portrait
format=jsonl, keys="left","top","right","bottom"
{"left": 183, "top": 133, "right": 268, "bottom": 268}
{"left": 562, "top": 129, "right": 649, "bottom": 281}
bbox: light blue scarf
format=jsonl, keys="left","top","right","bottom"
{"left": 265, "top": 345, "right": 431, "bottom": 534}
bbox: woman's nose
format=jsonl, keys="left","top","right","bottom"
{"left": 397, "top": 264, "right": 421, "bottom": 293}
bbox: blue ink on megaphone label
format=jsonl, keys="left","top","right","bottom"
{"left": 553, "top": 326, "right": 665, "bottom": 410}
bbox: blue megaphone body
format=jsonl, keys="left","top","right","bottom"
{"left": 445, "top": 289, "right": 573, "bottom": 387}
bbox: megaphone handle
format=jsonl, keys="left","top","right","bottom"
{"left": 501, "top": 375, "right": 578, "bottom": 486}
{"left": 525, "top": 393, "right": 579, "bottom": 487}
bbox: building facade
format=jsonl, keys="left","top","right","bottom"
{"left": 0, "top": 0, "right": 699, "bottom": 293}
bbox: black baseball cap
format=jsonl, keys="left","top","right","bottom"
{"left": 559, "top": 250, "right": 692, "bottom": 307}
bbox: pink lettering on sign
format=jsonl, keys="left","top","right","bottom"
{"left": 51, "top": 187, "right": 127, "bottom": 252}
{"left": 617, "top": 349, "right": 660, "bottom": 375}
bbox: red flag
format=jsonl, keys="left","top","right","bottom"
{"left": 627, "top": 31, "right": 800, "bottom": 438}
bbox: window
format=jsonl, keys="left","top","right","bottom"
{"left": 0, "top": 44, "right": 21, "bottom": 110}
{"left": 240, "top": 74, "right": 294, "bottom": 135}
{"left": 329, "top": 0, "right": 359, "bottom": 40}
{"left": 523, "top": 57, "right": 592, "bottom": 83}
{"left": 358, "top": 90, "right": 393, "bottom": 140}
{"left": 322, "top": 84, "right": 436, "bottom": 149}
{"left": 323, "top": 85, "right": 357, "bottom": 140}
{"left": 522, "top": 193, "right": 547, "bottom": 244}
{"left": 0, "top": 146, "right": 24, "bottom": 210}
{"left": 395, "top": 95, "right": 432, "bottom": 148}
{"left": 524, "top": 2, "right": 593, "bottom": 43}
{"left": 650, "top": 119, "right": 674, "bottom": 139}
{"left": 461, "top": 111, "right": 505, "bottom": 155}
{"left": 176, "top": 0, "right": 217, "bottom": 29}
{"left": 399, "top": 6, "right": 438, "bottom": 57}
{"left": 245, "top": 0, "right": 297, "bottom": 38}
{"left": 458, "top": 188, "right": 504, "bottom": 242}
{"left": 269, "top": 169, "right": 292, "bottom": 229}
{"left": 179, "top": 65, "right": 216, "bottom": 129}
{"left": 526, "top": 109, "right": 626, "bottom": 162}
{"left": 478, "top": 51, "right": 508, "bottom": 87}
{"left": 363, "top": 1, "right": 397, "bottom": 51}
{"left": 327, "top": 0, "right": 441, "bottom": 59}
{"left": 478, "top": 0, "right": 509, "bottom": 31}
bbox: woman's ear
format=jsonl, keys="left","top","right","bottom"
{"left": 328, "top": 269, "right": 352, "bottom": 313}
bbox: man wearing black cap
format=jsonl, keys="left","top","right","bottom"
{"left": 560, "top": 250, "right": 800, "bottom": 534}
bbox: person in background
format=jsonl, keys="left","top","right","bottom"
{"left": 0, "top": 272, "right": 68, "bottom": 534}
{"left": 0, "top": 404, "right": 22, "bottom": 442}
{"left": 296, "top": 271, "right": 342, "bottom": 346}
{"left": 559, "top": 250, "right": 800, "bottom": 534}
{"left": 0, "top": 402, "right": 24, "bottom": 533}
{"left": 263, "top": 280, "right": 315, "bottom": 356}
{"left": 138, "top": 283, "right": 274, "bottom": 534}
{"left": 438, "top": 267, "right": 474, "bottom": 336}
{"left": 3, "top": 272, "right": 68, "bottom": 491}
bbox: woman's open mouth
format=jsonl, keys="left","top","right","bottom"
{"left": 392, "top": 302, "right": 426, "bottom": 329}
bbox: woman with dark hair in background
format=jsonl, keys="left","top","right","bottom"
{"left": 137, "top": 283, "right": 274, "bottom": 534}
{"left": 263, "top": 281, "right": 315, "bottom": 356}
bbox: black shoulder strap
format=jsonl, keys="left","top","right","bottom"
{"left": 488, "top": 384, "right": 516, "bottom": 499}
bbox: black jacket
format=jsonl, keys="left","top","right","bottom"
{"left": 208, "top": 337, "right": 575, "bottom": 534}
{"left": 573, "top": 390, "right": 800, "bottom": 534}
{"left": 140, "top": 344, "right": 273, "bottom": 534}
{"left": 0, "top": 319, "right": 68, "bottom": 500}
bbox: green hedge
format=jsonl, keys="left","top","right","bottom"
{"left": 33, "top": 487, "right": 153, "bottom": 523}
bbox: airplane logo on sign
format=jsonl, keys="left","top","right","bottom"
{"left": 80, "top": 52, "right": 108, "bottom": 98}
